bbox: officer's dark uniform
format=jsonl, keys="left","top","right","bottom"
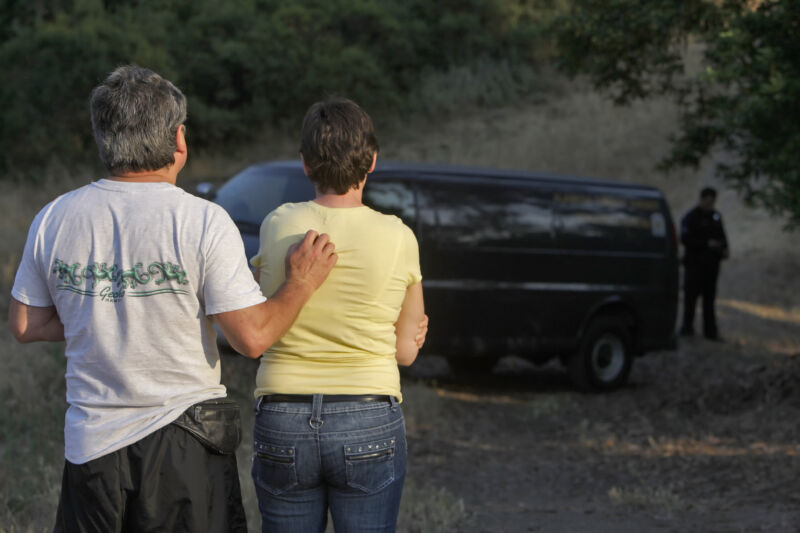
{"left": 680, "top": 206, "right": 729, "bottom": 338}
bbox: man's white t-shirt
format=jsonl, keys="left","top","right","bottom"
{"left": 11, "top": 179, "right": 266, "bottom": 464}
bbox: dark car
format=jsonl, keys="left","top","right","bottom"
{"left": 201, "top": 160, "right": 679, "bottom": 390}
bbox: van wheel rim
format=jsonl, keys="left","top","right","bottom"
{"left": 591, "top": 333, "right": 625, "bottom": 382}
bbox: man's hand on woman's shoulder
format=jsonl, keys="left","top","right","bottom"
{"left": 285, "top": 230, "right": 338, "bottom": 292}
{"left": 215, "top": 230, "right": 336, "bottom": 358}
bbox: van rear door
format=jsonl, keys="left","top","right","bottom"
{"left": 551, "top": 187, "right": 678, "bottom": 351}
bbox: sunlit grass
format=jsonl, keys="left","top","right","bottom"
{"left": 718, "top": 299, "right": 800, "bottom": 327}
{"left": 580, "top": 435, "right": 800, "bottom": 457}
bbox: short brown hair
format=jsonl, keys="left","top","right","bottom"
{"left": 299, "top": 98, "right": 379, "bottom": 194}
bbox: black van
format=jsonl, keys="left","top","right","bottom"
{"left": 202, "top": 160, "right": 679, "bottom": 390}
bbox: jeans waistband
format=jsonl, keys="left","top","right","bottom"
{"left": 254, "top": 394, "right": 399, "bottom": 415}
{"left": 260, "top": 394, "right": 395, "bottom": 403}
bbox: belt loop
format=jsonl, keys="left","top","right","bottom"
{"left": 309, "top": 394, "right": 324, "bottom": 429}
{"left": 390, "top": 396, "right": 399, "bottom": 411}
{"left": 254, "top": 395, "right": 264, "bottom": 414}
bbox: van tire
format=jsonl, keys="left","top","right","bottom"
{"left": 568, "top": 317, "right": 633, "bottom": 391}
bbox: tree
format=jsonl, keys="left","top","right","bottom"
{"left": 554, "top": 0, "right": 800, "bottom": 226}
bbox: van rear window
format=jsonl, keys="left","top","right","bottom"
{"left": 214, "top": 167, "right": 314, "bottom": 227}
{"left": 554, "top": 192, "right": 667, "bottom": 252}
{"left": 363, "top": 181, "right": 417, "bottom": 228}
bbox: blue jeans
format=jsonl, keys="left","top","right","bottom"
{"left": 252, "top": 395, "right": 407, "bottom": 533}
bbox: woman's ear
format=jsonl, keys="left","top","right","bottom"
{"left": 368, "top": 151, "right": 377, "bottom": 173}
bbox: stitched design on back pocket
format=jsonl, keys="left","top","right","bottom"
{"left": 253, "top": 441, "right": 298, "bottom": 496}
{"left": 344, "top": 437, "right": 396, "bottom": 494}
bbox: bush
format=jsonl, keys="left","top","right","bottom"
{"left": 0, "top": 0, "right": 555, "bottom": 174}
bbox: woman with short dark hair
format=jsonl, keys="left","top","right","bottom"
{"left": 249, "top": 98, "right": 426, "bottom": 532}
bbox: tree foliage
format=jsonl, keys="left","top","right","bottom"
{"left": 555, "top": 0, "right": 800, "bottom": 226}
{"left": 0, "top": 0, "right": 553, "bottom": 173}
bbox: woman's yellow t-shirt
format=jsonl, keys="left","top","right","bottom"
{"left": 250, "top": 201, "right": 422, "bottom": 401}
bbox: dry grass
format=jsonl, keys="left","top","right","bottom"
{"left": 2, "top": 71, "right": 800, "bottom": 531}
{"left": 396, "top": 480, "right": 466, "bottom": 533}
{"left": 607, "top": 485, "right": 682, "bottom": 514}
{"left": 0, "top": 335, "right": 65, "bottom": 532}
{"left": 0, "top": 174, "right": 83, "bottom": 531}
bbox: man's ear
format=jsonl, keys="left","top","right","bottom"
{"left": 176, "top": 125, "right": 187, "bottom": 155}
{"left": 300, "top": 153, "right": 311, "bottom": 177}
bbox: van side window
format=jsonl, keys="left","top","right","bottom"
{"left": 419, "top": 180, "right": 554, "bottom": 249}
{"left": 554, "top": 191, "right": 665, "bottom": 252}
{"left": 363, "top": 181, "right": 417, "bottom": 228}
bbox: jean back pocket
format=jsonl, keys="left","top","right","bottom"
{"left": 253, "top": 441, "right": 298, "bottom": 496}
{"left": 344, "top": 437, "right": 396, "bottom": 493}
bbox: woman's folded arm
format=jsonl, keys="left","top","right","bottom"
{"left": 394, "top": 282, "right": 425, "bottom": 366}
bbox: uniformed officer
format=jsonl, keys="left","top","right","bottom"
{"left": 680, "top": 187, "right": 729, "bottom": 340}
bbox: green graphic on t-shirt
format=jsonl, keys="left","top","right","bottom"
{"left": 52, "top": 259, "right": 190, "bottom": 303}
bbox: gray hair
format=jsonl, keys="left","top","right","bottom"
{"left": 90, "top": 66, "right": 187, "bottom": 174}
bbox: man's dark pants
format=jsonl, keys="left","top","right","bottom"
{"left": 54, "top": 424, "right": 247, "bottom": 533}
{"left": 682, "top": 261, "right": 720, "bottom": 338}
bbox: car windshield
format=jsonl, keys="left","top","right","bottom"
{"left": 214, "top": 166, "right": 314, "bottom": 230}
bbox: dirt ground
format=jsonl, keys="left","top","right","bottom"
{"left": 400, "top": 341, "right": 800, "bottom": 532}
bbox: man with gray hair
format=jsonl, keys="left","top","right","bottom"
{"left": 8, "top": 65, "right": 337, "bottom": 532}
